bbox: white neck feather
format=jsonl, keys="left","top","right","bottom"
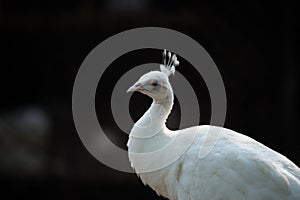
{"left": 127, "top": 87, "right": 174, "bottom": 153}
{"left": 153, "top": 87, "right": 174, "bottom": 118}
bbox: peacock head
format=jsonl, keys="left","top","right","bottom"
{"left": 127, "top": 50, "right": 179, "bottom": 101}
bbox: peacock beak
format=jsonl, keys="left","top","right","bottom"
{"left": 127, "top": 82, "right": 144, "bottom": 93}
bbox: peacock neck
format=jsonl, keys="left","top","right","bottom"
{"left": 128, "top": 88, "right": 174, "bottom": 156}
{"left": 153, "top": 88, "right": 174, "bottom": 123}
{"left": 130, "top": 87, "right": 174, "bottom": 140}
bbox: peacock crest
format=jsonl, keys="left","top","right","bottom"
{"left": 160, "top": 49, "right": 179, "bottom": 76}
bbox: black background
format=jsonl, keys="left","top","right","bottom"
{"left": 0, "top": 1, "right": 299, "bottom": 199}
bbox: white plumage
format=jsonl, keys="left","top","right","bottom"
{"left": 127, "top": 50, "right": 300, "bottom": 200}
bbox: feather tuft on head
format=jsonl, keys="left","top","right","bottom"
{"left": 160, "top": 49, "right": 179, "bottom": 76}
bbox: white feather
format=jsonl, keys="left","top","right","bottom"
{"left": 127, "top": 51, "right": 300, "bottom": 200}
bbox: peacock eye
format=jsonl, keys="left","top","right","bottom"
{"left": 152, "top": 82, "right": 158, "bottom": 87}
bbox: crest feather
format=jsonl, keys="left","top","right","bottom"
{"left": 159, "top": 49, "right": 179, "bottom": 76}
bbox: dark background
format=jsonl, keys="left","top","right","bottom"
{"left": 0, "top": 0, "right": 299, "bottom": 199}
